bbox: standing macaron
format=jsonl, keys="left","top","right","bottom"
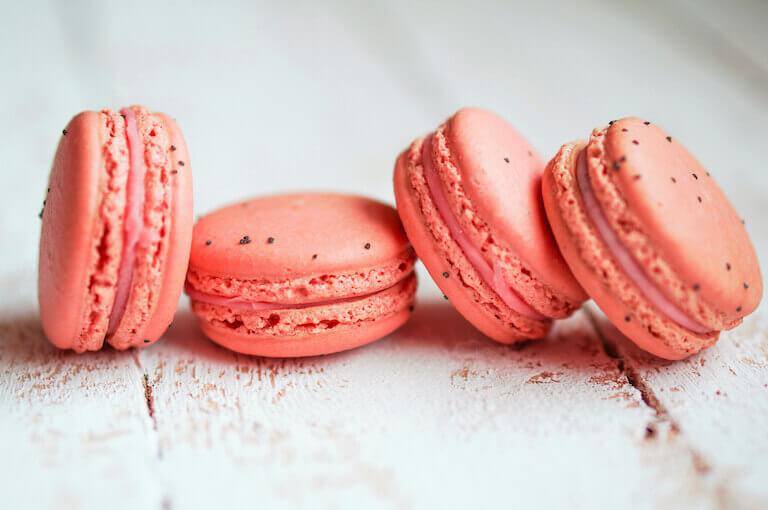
{"left": 542, "top": 117, "right": 762, "bottom": 359}
{"left": 393, "top": 108, "right": 587, "bottom": 344}
{"left": 184, "top": 193, "right": 417, "bottom": 357}
{"left": 38, "top": 106, "right": 193, "bottom": 352}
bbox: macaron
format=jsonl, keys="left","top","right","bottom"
{"left": 393, "top": 107, "right": 587, "bottom": 344}
{"left": 185, "top": 193, "right": 417, "bottom": 357}
{"left": 542, "top": 117, "right": 762, "bottom": 359}
{"left": 38, "top": 105, "right": 193, "bottom": 352}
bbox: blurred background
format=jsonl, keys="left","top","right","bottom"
{"left": 2, "top": 0, "right": 767, "bottom": 281}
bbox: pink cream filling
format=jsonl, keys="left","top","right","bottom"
{"left": 184, "top": 280, "right": 398, "bottom": 312}
{"left": 107, "top": 108, "right": 147, "bottom": 335}
{"left": 421, "top": 134, "right": 547, "bottom": 321}
{"left": 575, "top": 149, "right": 712, "bottom": 334}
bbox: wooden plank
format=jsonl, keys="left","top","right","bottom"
{"left": 138, "top": 279, "right": 725, "bottom": 508}
{"left": 0, "top": 271, "right": 164, "bottom": 508}
{"left": 591, "top": 302, "right": 768, "bottom": 507}
{"left": 676, "top": 0, "right": 768, "bottom": 77}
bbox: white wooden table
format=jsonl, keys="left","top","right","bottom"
{"left": 2, "top": 1, "right": 767, "bottom": 508}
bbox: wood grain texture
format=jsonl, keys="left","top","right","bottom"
{"left": 0, "top": 0, "right": 767, "bottom": 508}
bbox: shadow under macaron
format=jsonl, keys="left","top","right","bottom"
{"left": 388, "top": 299, "right": 624, "bottom": 371}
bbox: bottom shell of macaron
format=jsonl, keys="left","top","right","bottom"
{"left": 189, "top": 274, "right": 417, "bottom": 357}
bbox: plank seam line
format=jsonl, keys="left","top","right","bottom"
{"left": 583, "top": 307, "right": 714, "bottom": 477}
{"left": 142, "top": 372, "right": 158, "bottom": 431}
{"left": 139, "top": 366, "right": 172, "bottom": 509}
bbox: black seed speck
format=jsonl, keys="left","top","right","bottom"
{"left": 62, "top": 129, "right": 67, "bottom": 135}
{"left": 267, "top": 237, "right": 275, "bottom": 244}
{"left": 737, "top": 306, "right": 742, "bottom": 312}
{"left": 726, "top": 263, "right": 731, "bottom": 271}
{"left": 666, "top": 136, "right": 672, "bottom": 142}
{"left": 364, "top": 243, "right": 371, "bottom": 250}
{"left": 692, "top": 173, "right": 698, "bottom": 180}
{"left": 670, "top": 177, "right": 677, "bottom": 183}
{"left": 121, "top": 114, "right": 126, "bottom": 118}
{"left": 625, "top": 316, "right": 631, "bottom": 322}
{"left": 632, "top": 140, "right": 639, "bottom": 145}
{"left": 171, "top": 170, "right": 178, "bottom": 174}
{"left": 643, "top": 121, "right": 650, "bottom": 125}
{"left": 620, "top": 156, "right": 626, "bottom": 162}
{"left": 633, "top": 174, "right": 641, "bottom": 181}
{"left": 178, "top": 161, "right": 185, "bottom": 166}
{"left": 613, "top": 161, "right": 621, "bottom": 170}
{"left": 205, "top": 240, "right": 212, "bottom": 246}
{"left": 409, "top": 305, "right": 414, "bottom": 312}
{"left": 170, "top": 145, "right": 177, "bottom": 151}
{"left": 504, "top": 157, "right": 510, "bottom": 163}
{"left": 693, "top": 283, "right": 700, "bottom": 291}
{"left": 168, "top": 323, "right": 173, "bottom": 329}
{"left": 240, "top": 235, "right": 251, "bottom": 245}
{"left": 144, "top": 339, "right": 150, "bottom": 343}
{"left": 609, "top": 120, "right": 616, "bottom": 125}
{"left": 38, "top": 209, "right": 43, "bottom": 219}
{"left": 442, "top": 272, "right": 449, "bottom": 278}
{"left": 744, "top": 283, "right": 749, "bottom": 289}
{"left": 312, "top": 254, "right": 318, "bottom": 260}
{"left": 697, "top": 196, "right": 702, "bottom": 203}
{"left": 443, "top": 295, "right": 449, "bottom": 300}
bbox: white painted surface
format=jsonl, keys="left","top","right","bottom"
{"left": 1, "top": 1, "right": 767, "bottom": 508}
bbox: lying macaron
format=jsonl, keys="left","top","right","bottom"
{"left": 393, "top": 107, "right": 587, "bottom": 344}
{"left": 542, "top": 117, "right": 762, "bottom": 359}
{"left": 38, "top": 105, "right": 193, "bottom": 352}
{"left": 184, "top": 193, "right": 417, "bottom": 357}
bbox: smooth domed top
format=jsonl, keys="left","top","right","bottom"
{"left": 38, "top": 111, "right": 103, "bottom": 348}
{"left": 602, "top": 117, "right": 761, "bottom": 318}
{"left": 189, "top": 193, "right": 411, "bottom": 280}
{"left": 443, "top": 107, "right": 586, "bottom": 303}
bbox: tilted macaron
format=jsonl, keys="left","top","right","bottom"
{"left": 542, "top": 117, "right": 762, "bottom": 359}
{"left": 185, "top": 193, "right": 417, "bottom": 357}
{"left": 38, "top": 105, "right": 194, "bottom": 352}
{"left": 393, "top": 107, "right": 587, "bottom": 344}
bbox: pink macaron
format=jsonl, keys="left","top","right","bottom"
{"left": 184, "top": 192, "right": 417, "bottom": 357}
{"left": 38, "top": 105, "right": 193, "bottom": 352}
{"left": 393, "top": 107, "right": 587, "bottom": 344}
{"left": 542, "top": 117, "right": 762, "bottom": 359}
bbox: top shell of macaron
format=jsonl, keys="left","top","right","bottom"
{"left": 189, "top": 193, "right": 412, "bottom": 280}
{"left": 589, "top": 117, "right": 762, "bottom": 319}
{"left": 434, "top": 107, "right": 585, "bottom": 303}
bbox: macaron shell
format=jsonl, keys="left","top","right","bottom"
{"left": 138, "top": 113, "right": 193, "bottom": 345}
{"left": 193, "top": 273, "right": 416, "bottom": 357}
{"left": 542, "top": 142, "right": 718, "bottom": 359}
{"left": 437, "top": 108, "right": 586, "bottom": 307}
{"left": 38, "top": 111, "right": 128, "bottom": 352}
{"left": 190, "top": 193, "right": 411, "bottom": 282}
{"left": 199, "top": 307, "right": 412, "bottom": 358}
{"left": 596, "top": 118, "right": 761, "bottom": 325}
{"left": 394, "top": 146, "right": 548, "bottom": 343}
